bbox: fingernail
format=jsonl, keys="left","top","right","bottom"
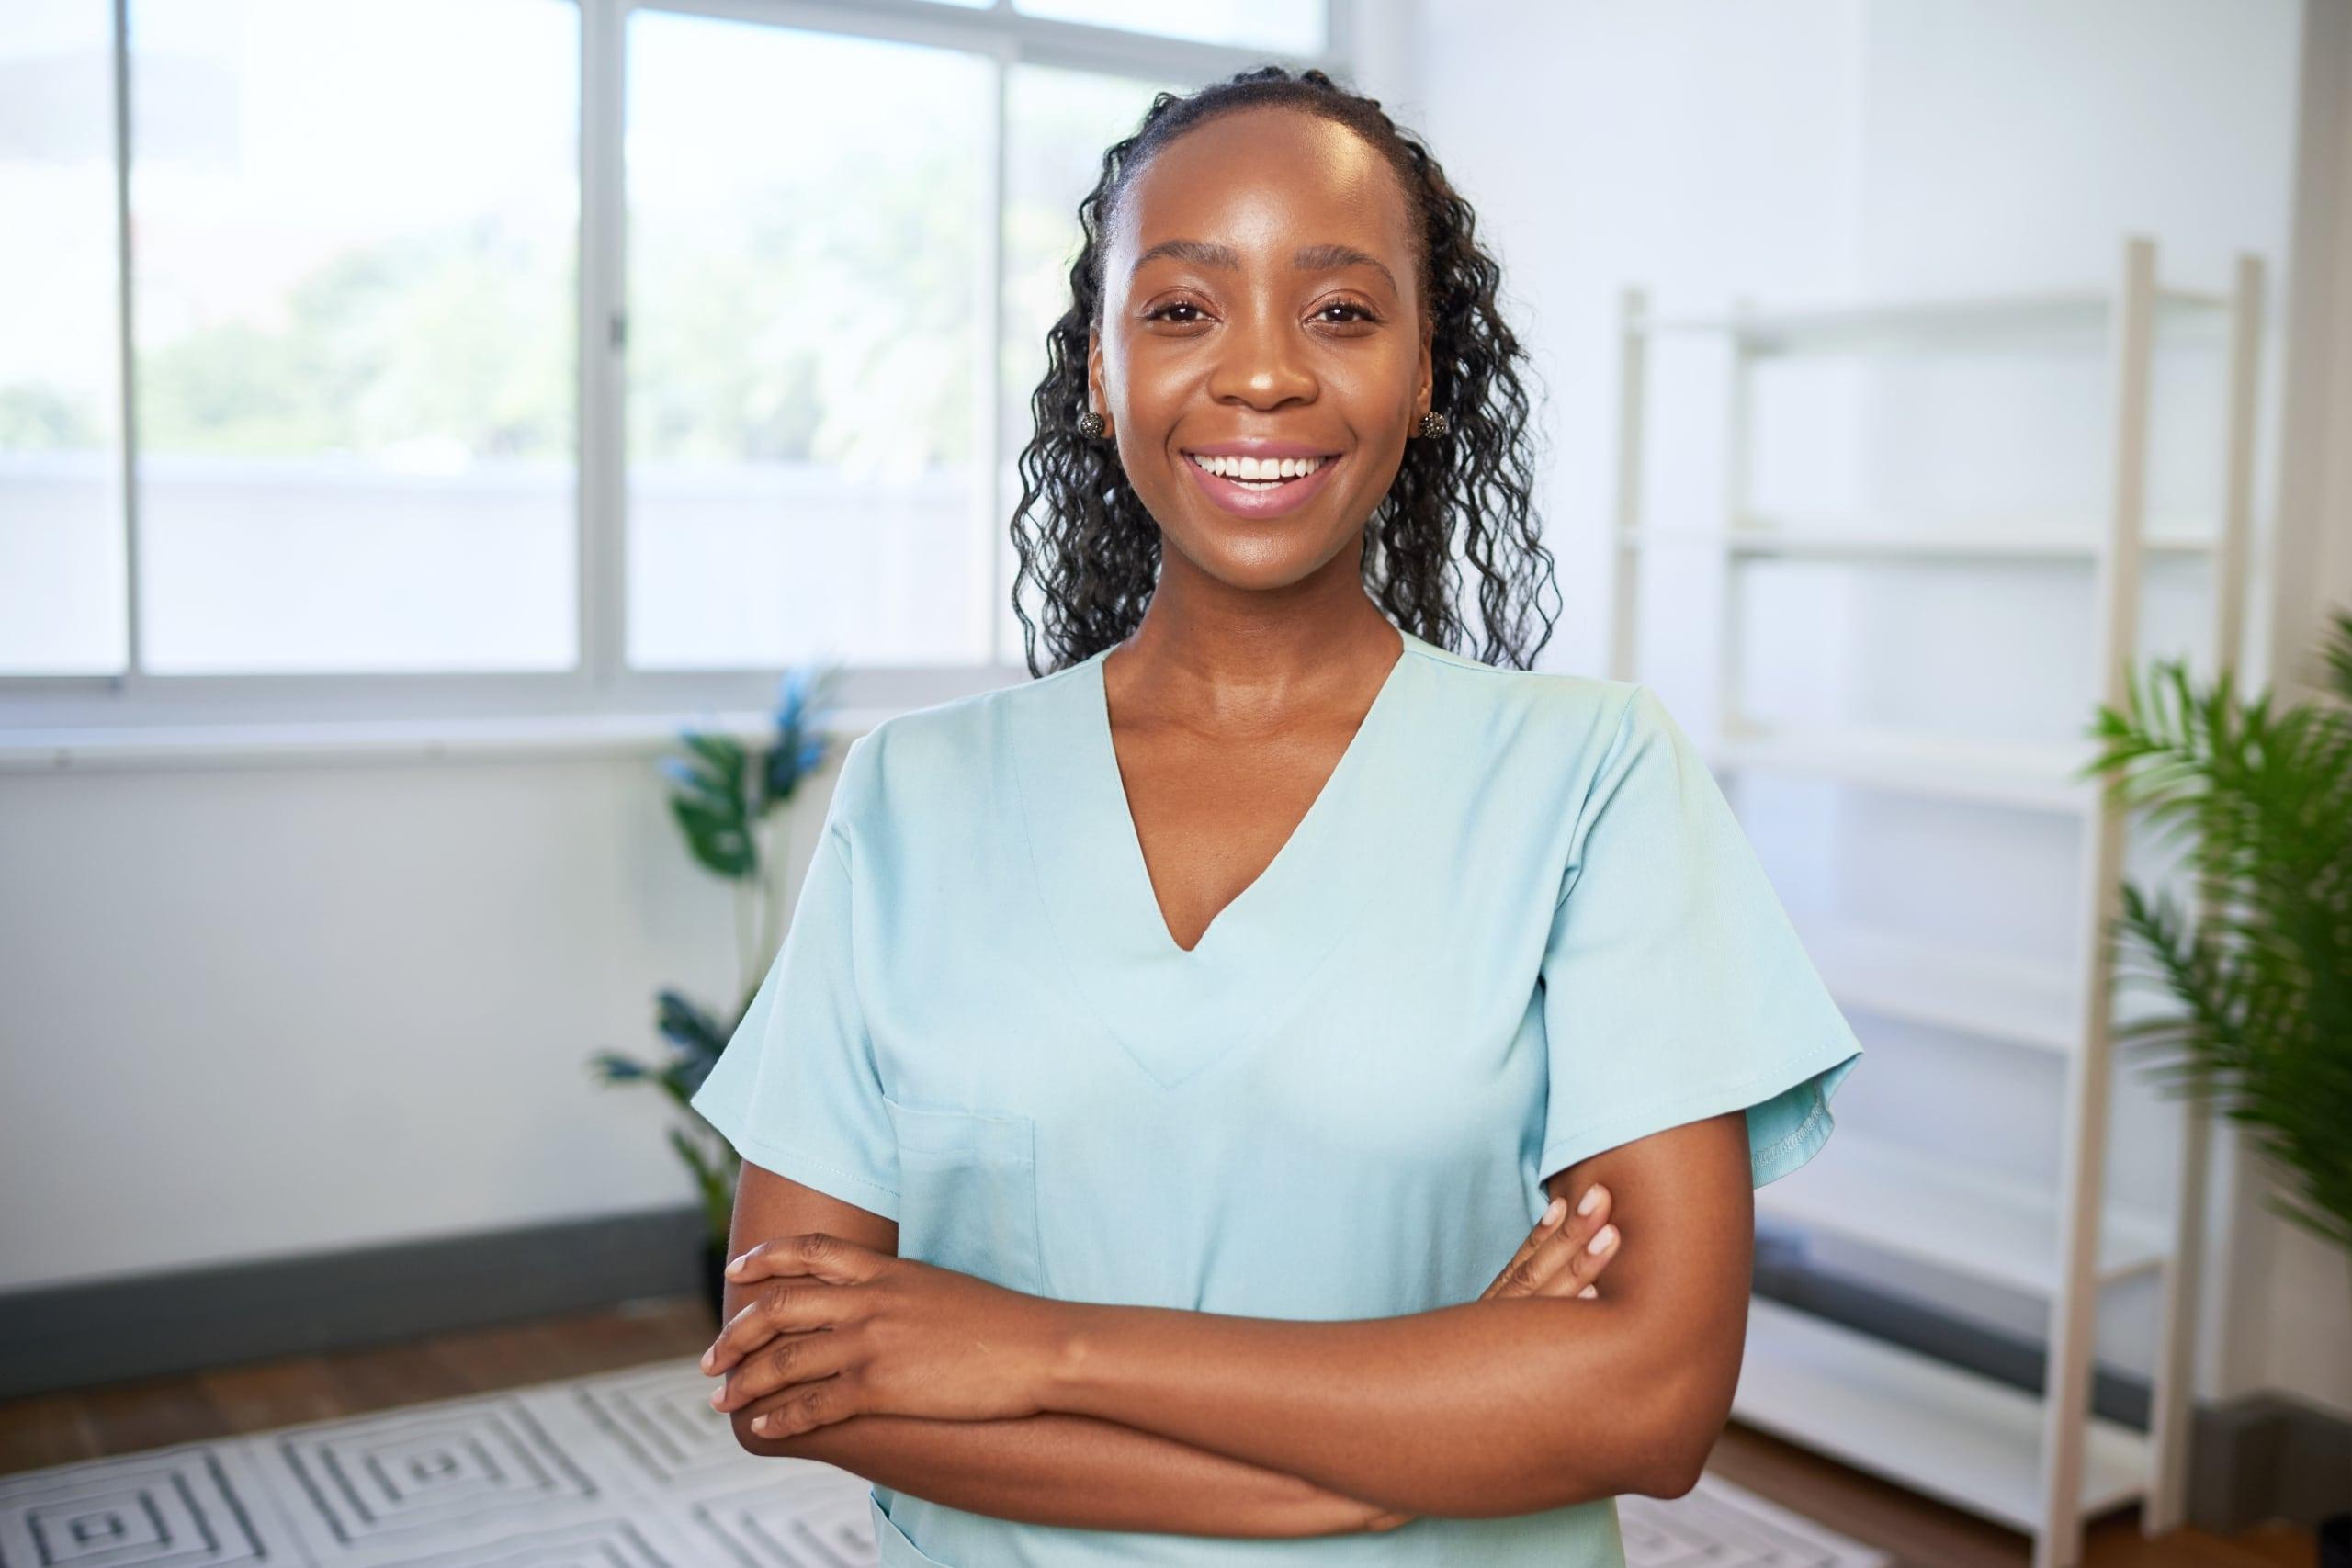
{"left": 725, "top": 1257, "right": 746, "bottom": 1279}
{"left": 1577, "top": 1185, "right": 1603, "bottom": 1216}
{"left": 699, "top": 1348, "right": 714, "bottom": 1373}
{"left": 708, "top": 1387, "right": 726, "bottom": 1409}
{"left": 1579, "top": 1285, "right": 1599, "bottom": 1299}
{"left": 1588, "top": 1224, "right": 1617, "bottom": 1255}
{"left": 1542, "top": 1196, "right": 1566, "bottom": 1226}
{"left": 752, "top": 1414, "right": 773, "bottom": 1433}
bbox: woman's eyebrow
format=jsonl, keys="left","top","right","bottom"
{"left": 1130, "top": 237, "right": 1400, "bottom": 297}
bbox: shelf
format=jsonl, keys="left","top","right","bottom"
{"left": 1632, "top": 286, "right": 2229, "bottom": 355}
{"left": 1618, "top": 513, "right": 2215, "bottom": 559}
{"left": 1616, "top": 240, "right": 2264, "bottom": 1554}
{"left": 1795, "top": 915, "right": 2081, "bottom": 1054}
{"left": 1735, "top": 1299, "right": 2151, "bottom": 1534}
{"left": 1758, "top": 1130, "right": 2170, "bottom": 1293}
{"left": 1702, "top": 721, "right": 2099, "bottom": 815}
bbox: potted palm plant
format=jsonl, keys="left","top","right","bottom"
{"left": 2081, "top": 607, "right": 2351, "bottom": 1555}
{"left": 589, "top": 664, "right": 842, "bottom": 1324}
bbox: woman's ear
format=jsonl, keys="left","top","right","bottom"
{"left": 1086, "top": 324, "right": 1110, "bottom": 432}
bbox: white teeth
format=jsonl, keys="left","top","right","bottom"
{"left": 1188, "top": 452, "right": 1328, "bottom": 480}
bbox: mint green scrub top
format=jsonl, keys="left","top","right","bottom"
{"left": 690, "top": 626, "right": 1862, "bottom": 1567}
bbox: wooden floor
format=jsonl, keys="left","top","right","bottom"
{"left": 0, "top": 1295, "right": 2320, "bottom": 1568}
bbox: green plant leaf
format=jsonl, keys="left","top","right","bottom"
{"left": 587, "top": 1051, "right": 653, "bottom": 1083}
{"left": 668, "top": 795, "right": 755, "bottom": 879}
{"left": 2089, "top": 605, "right": 2352, "bottom": 1259}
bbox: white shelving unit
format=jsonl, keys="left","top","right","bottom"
{"left": 1606, "top": 236, "right": 2266, "bottom": 1568}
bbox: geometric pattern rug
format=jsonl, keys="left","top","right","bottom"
{"left": 0, "top": 1356, "right": 1891, "bottom": 1566}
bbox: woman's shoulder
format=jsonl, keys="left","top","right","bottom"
{"left": 822, "top": 661, "right": 1081, "bottom": 840}
{"left": 1396, "top": 629, "right": 1647, "bottom": 752}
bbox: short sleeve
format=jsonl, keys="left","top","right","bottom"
{"left": 688, "top": 734, "right": 900, "bottom": 1220}
{"left": 1537, "top": 685, "right": 1861, "bottom": 1189}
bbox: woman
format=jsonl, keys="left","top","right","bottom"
{"left": 693, "top": 65, "right": 1860, "bottom": 1565}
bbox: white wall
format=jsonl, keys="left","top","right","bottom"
{"left": 0, "top": 745, "right": 837, "bottom": 1287}
{"left": 1408, "top": 0, "right": 2338, "bottom": 1417}
{"left": 2260, "top": 0, "right": 2352, "bottom": 1424}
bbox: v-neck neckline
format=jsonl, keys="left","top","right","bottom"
{"left": 1010, "top": 625, "right": 1432, "bottom": 1090}
{"left": 1089, "top": 627, "right": 1413, "bottom": 960}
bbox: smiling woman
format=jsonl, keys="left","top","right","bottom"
{"left": 689, "top": 64, "right": 1861, "bottom": 1568}
{"left": 1010, "top": 67, "right": 1549, "bottom": 673}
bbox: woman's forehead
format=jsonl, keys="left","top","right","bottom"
{"left": 1112, "top": 110, "right": 1414, "bottom": 278}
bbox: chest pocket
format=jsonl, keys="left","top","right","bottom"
{"left": 881, "top": 1095, "right": 1048, "bottom": 1296}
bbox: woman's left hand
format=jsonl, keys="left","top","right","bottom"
{"left": 700, "top": 1233, "right": 1068, "bottom": 1438}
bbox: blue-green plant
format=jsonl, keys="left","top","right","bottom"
{"left": 589, "top": 664, "right": 842, "bottom": 1246}
{"left": 2082, "top": 608, "right": 2352, "bottom": 1257}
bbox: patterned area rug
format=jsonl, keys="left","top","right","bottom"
{"left": 0, "top": 1357, "right": 1889, "bottom": 1565}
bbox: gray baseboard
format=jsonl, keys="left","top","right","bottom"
{"left": 3, "top": 1209, "right": 2343, "bottom": 1532}
{"left": 0, "top": 1204, "right": 712, "bottom": 1399}
{"left": 2185, "top": 1393, "right": 2352, "bottom": 1531}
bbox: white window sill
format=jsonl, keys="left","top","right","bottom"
{"left": 0, "top": 706, "right": 905, "bottom": 773}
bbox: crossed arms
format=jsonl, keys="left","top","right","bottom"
{"left": 712, "top": 1111, "right": 1754, "bottom": 1536}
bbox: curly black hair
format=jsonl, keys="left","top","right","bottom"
{"left": 1007, "top": 64, "right": 1560, "bottom": 677}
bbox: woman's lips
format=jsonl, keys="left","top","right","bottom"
{"left": 1181, "top": 453, "right": 1343, "bottom": 520}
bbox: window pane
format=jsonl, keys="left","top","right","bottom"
{"left": 999, "top": 65, "right": 1177, "bottom": 663}
{"left": 1, "top": 0, "right": 126, "bottom": 675}
{"left": 626, "top": 16, "right": 992, "bottom": 671}
{"left": 130, "top": 0, "right": 579, "bottom": 674}
{"left": 1014, "top": 0, "right": 1324, "bottom": 55}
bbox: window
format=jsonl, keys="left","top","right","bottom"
{"left": 130, "top": 0, "right": 581, "bottom": 675}
{"left": 2, "top": 0, "right": 124, "bottom": 675}
{"left": 626, "top": 17, "right": 992, "bottom": 671}
{"left": 0, "top": 0, "right": 1341, "bottom": 728}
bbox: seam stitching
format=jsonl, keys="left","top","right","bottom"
{"left": 1539, "top": 1043, "right": 1858, "bottom": 1169}
{"left": 718, "top": 1120, "right": 901, "bottom": 1201}
{"left": 1554, "top": 683, "right": 1647, "bottom": 913}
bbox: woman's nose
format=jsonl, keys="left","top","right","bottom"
{"left": 1205, "top": 309, "right": 1317, "bottom": 408}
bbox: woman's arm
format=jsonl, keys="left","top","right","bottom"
{"left": 718, "top": 1163, "right": 1374, "bottom": 1537}
{"left": 740, "top": 1410, "right": 1374, "bottom": 1537}
{"left": 1040, "top": 1112, "right": 1755, "bottom": 1519}
{"left": 715, "top": 1158, "right": 1624, "bottom": 1534}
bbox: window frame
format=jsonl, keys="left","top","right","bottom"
{"left": 0, "top": 0, "right": 1351, "bottom": 744}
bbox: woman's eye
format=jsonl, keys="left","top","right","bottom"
{"left": 1317, "top": 301, "right": 1378, "bottom": 325}
{"left": 1148, "top": 301, "right": 1207, "bottom": 323}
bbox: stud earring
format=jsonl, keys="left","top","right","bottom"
{"left": 1076, "top": 411, "right": 1106, "bottom": 439}
{"left": 1416, "top": 411, "right": 1450, "bottom": 439}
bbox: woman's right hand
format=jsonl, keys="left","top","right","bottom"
{"left": 1336, "top": 1187, "right": 1624, "bottom": 1535}
{"left": 1479, "top": 1182, "right": 1620, "bottom": 1303}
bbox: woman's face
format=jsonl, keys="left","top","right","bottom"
{"left": 1089, "top": 107, "right": 1432, "bottom": 594}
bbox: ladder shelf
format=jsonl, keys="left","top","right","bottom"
{"left": 1607, "top": 235, "right": 2266, "bottom": 1567}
